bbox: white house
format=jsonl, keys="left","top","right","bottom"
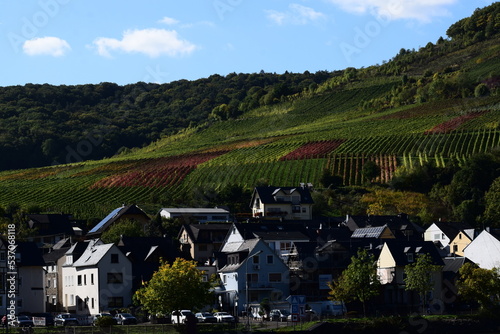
{"left": 424, "top": 222, "right": 474, "bottom": 255}
{"left": 250, "top": 185, "right": 314, "bottom": 220}
{"left": 61, "top": 239, "right": 132, "bottom": 314}
{"left": 463, "top": 229, "right": 500, "bottom": 270}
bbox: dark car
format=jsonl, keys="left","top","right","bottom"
{"left": 114, "top": 313, "right": 137, "bottom": 325}
{"left": 32, "top": 313, "right": 55, "bottom": 326}
{"left": 195, "top": 312, "right": 217, "bottom": 323}
{"left": 55, "top": 313, "right": 79, "bottom": 326}
{"left": 13, "top": 316, "right": 34, "bottom": 327}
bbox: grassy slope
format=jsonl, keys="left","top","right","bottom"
{"left": 0, "top": 38, "right": 499, "bottom": 220}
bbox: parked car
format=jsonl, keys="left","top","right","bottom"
{"left": 114, "top": 313, "right": 137, "bottom": 325}
{"left": 92, "top": 313, "right": 117, "bottom": 325}
{"left": 213, "top": 312, "right": 235, "bottom": 323}
{"left": 32, "top": 313, "right": 55, "bottom": 326}
{"left": 171, "top": 310, "right": 195, "bottom": 324}
{"left": 54, "top": 313, "right": 79, "bottom": 326}
{"left": 195, "top": 312, "right": 217, "bottom": 323}
{"left": 13, "top": 315, "right": 34, "bottom": 327}
{"left": 270, "top": 309, "right": 290, "bottom": 322}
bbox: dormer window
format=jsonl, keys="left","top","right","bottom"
{"left": 407, "top": 253, "right": 414, "bottom": 262}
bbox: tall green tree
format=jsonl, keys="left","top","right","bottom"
{"left": 328, "top": 249, "right": 381, "bottom": 317}
{"left": 134, "top": 258, "right": 215, "bottom": 319}
{"left": 404, "top": 253, "right": 441, "bottom": 314}
{"left": 100, "top": 219, "right": 146, "bottom": 244}
{"left": 457, "top": 262, "right": 500, "bottom": 311}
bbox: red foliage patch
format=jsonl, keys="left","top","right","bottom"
{"left": 280, "top": 140, "right": 345, "bottom": 160}
{"left": 424, "top": 110, "right": 490, "bottom": 134}
{"left": 90, "top": 151, "right": 228, "bottom": 188}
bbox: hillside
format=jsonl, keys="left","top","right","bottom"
{"left": 0, "top": 3, "right": 499, "bottom": 223}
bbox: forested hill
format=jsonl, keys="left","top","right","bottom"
{"left": 0, "top": 3, "right": 498, "bottom": 172}
{"left": 0, "top": 71, "right": 335, "bottom": 171}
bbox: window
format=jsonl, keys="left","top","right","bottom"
{"left": 77, "top": 275, "right": 82, "bottom": 286}
{"left": 84, "top": 275, "right": 87, "bottom": 285}
{"left": 269, "top": 273, "right": 282, "bottom": 282}
{"left": 267, "top": 255, "right": 274, "bottom": 264}
{"left": 407, "top": 253, "right": 414, "bottom": 262}
{"left": 252, "top": 255, "right": 260, "bottom": 264}
{"left": 91, "top": 298, "right": 94, "bottom": 309}
{"left": 292, "top": 205, "right": 301, "bottom": 213}
{"left": 202, "top": 274, "right": 208, "bottom": 282}
{"left": 111, "top": 254, "right": 119, "bottom": 263}
{"left": 247, "top": 273, "right": 258, "bottom": 282}
{"left": 459, "top": 233, "right": 462, "bottom": 239}
{"left": 91, "top": 274, "right": 94, "bottom": 285}
{"left": 453, "top": 245, "right": 458, "bottom": 253}
{"left": 107, "top": 273, "right": 123, "bottom": 284}
{"left": 108, "top": 297, "right": 123, "bottom": 308}
{"left": 302, "top": 207, "right": 307, "bottom": 213}
{"left": 223, "top": 275, "right": 227, "bottom": 284}
{"left": 280, "top": 242, "right": 292, "bottom": 251}
{"left": 53, "top": 279, "right": 57, "bottom": 288}
{"left": 47, "top": 279, "right": 51, "bottom": 288}
{"left": 0, "top": 251, "right": 5, "bottom": 261}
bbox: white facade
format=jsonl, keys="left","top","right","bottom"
{"left": 61, "top": 241, "right": 132, "bottom": 314}
{"left": 18, "top": 266, "right": 45, "bottom": 313}
{"left": 463, "top": 230, "right": 500, "bottom": 270}
{"left": 424, "top": 223, "right": 451, "bottom": 249}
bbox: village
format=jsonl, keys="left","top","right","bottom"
{"left": 2, "top": 184, "right": 499, "bottom": 326}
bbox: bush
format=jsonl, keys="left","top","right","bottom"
{"left": 95, "top": 316, "right": 116, "bottom": 327}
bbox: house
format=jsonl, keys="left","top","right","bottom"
{"left": 217, "top": 238, "right": 289, "bottom": 316}
{"left": 449, "top": 230, "right": 474, "bottom": 256}
{"left": 250, "top": 185, "right": 314, "bottom": 220}
{"left": 160, "top": 207, "right": 231, "bottom": 224}
{"left": 344, "top": 214, "right": 424, "bottom": 240}
{"left": 25, "top": 213, "right": 79, "bottom": 247}
{"left": 351, "top": 225, "right": 396, "bottom": 240}
{"left": 178, "top": 223, "right": 231, "bottom": 264}
{"left": 221, "top": 222, "right": 311, "bottom": 263}
{"left": 86, "top": 204, "right": 150, "bottom": 238}
{"left": 61, "top": 239, "right": 133, "bottom": 314}
{"left": 377, "top": 240, "right": 444, "bottom": 314}
{"left": 424, "top": 222, "right": 474, "bottom": 255}
{"left": 43, "top": 238, "right": 72, "bottom": 312}
{"left": 463, "top": 228, "right": 500, "bottom": 270}
{"left": 0, "top": 239, "right": 46, "bottom": 314}
{"left": 117, "top": 236, "right": 181, "bottom": 290}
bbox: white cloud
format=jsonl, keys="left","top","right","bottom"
{"left": 325, "top": 0, "right": 457, "bottom": 22}
{"left": 93, "top": 28, "right": 197, "bottom": 58}
{"left": 23, "top": 37, "right": 71, "bottom": 57}
{"left": 266, "top": 4, "right": 326, "bottom": 25}
{"left": 159, "top": 16, "right": 179, "bottom": 25}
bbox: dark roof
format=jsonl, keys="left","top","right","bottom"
{"left": 26, "top": 214, "right": 75, "bottom": 236}
{"left": 88, "top": 204, "right": 149, "bottom": 235}
{"left": 117, "top": 236, "right": 180, "bottom": 263}
{"left": 16, "top": 241, "right": 46, "bottom": 266}
{"left": 251, "top": 186, "right": 314, "bottom": 206}
{"left": 179, "top": 223, "right": 232, "bottom": 243}
{"left": 383, "top": 239, "right": 444, "bottom": 266}
{"left": 434, "top": 221, "right": 473, "bottom": 240}
{"left": 442, "top": 256, "right": 472, "bottom": 273}
{"left": 345, "top": 214, "right": 424, "bottom": 239}
{"left": 233, "top": 222, "right": 311, "bottom": 241}
{"left": 43, "top": 247, "right": 70, "bottom": 264}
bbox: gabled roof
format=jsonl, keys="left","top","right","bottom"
{"left": 26, "top": 213, "right": 75, "bottom": 236}
{"left": 383, "top": 240, "right": 444, "bottom": 267}
{"left": 432, "top": 221, "right": 474, "bottom": 240}
{"left": 351, "top": 225, "right": 394, "bottom": 239}
{"left": 345, "top": 214, "right": 424, "bottom": 238}
{"left": 73, "top": 243, "right": 116, "bottom": 267}
{"left": 251, "top": 186, "right": 314, "bottom": 206}
{"left": 117, "top": 236, "right": 180, "bottom": 263}
{"left": 88, "top": 204, "right": 148, "bottom": 235}
{"left": 43, "top": 247, "right": 70, "bottom": 265}
{"left": 179, "top": 223, "right": 232, "bottom": 243}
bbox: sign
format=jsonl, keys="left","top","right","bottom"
{"left": 290, "top": 295, "right": 306, "bottom": 305}
{"left": 291, "top": 304, "right": 299, "bottom": 314}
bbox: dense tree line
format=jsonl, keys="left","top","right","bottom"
{"left": 0, "top": 71, "right": 333, "bottom": 171}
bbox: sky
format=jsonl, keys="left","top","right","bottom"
{"left": 0, "top": 0, "right": 496, "bottom": 87}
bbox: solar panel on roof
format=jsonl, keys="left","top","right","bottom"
{"left": 88, "top": 207, "right": 123, "bottom": 233}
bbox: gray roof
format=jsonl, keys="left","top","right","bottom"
{"left": 351, "top": 225, "right": 389, "bottom": 238}
{"left": 161, "top": 208, "right": 229, "bottom": 214}
{"left": 73, "top": 243, "right": 114, "bottom": 267}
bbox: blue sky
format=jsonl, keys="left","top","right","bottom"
{"left": 0, "top": 0, "right": 496, "bottom": 86}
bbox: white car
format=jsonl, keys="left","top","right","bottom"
{"left": 171, "top": 310, "right": 195, "bottom": 324}
{"left": 213, "top": 312, "right": 235, "bottom": 323}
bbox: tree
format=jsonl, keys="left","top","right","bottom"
{"left": 100, "top": 219, "right": 146, "bottom": 244}
{"left": 484, "top": 177, "right": 500, "bottom": 227}
{"left": 361, "top": 160, "right": 381, "bottom": 184}
{"left": 404, "top": 253, "right": 441, "bottom": 314}
{"left": 328, "top": 249, "right": 381, "bottom": 317}
{"left": 134, "top": 258, "right": 215, "bottom": 319}
{"left": 457, "top": 262, "right": 500, "bottom": 311}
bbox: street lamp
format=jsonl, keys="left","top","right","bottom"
{"left": 245, "top": 250, "right": 262, "bottom": 330}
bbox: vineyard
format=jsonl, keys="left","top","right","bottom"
{"left": 1, "top": 33, "right": 500, "bottom": 220}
